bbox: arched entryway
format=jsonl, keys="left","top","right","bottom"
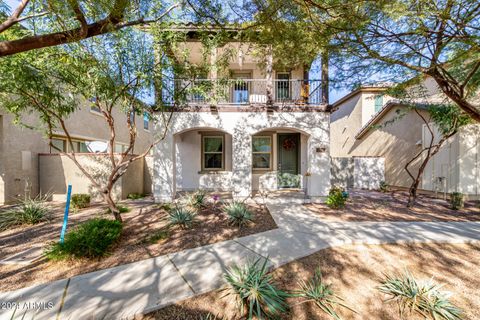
{"left": 251, "top": 127, "right": 311, "bottom": 193}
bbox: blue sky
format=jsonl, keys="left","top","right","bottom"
{"left": 3, "top": 0, "right": 351, "bottom": 103}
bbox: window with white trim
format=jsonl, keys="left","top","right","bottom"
{"left": 202, "top": 135, "right": 224, "bottom": 170}
{"left": 143, "top": 112, "right": 149, "bottom": 130}
{"left": 252, "top": 136, "right": 272, "bottom": 170}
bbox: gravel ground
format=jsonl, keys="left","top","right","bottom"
{"left": 305, "top": 190, "right": 480, "bottom": 222}
{"left": 148, "top": 242, "right": 480, "bottom": 320}
{"left": 0, "top": 198, "right": 277, "bottom": 292}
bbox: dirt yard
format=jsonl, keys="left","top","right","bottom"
{"left": 306, "top": 190, "right": 480, "bottom": 222}
{"left": 0, "top": 198, "right": 276, "bottom": 292}
{"left": 148, "top": 242, "right": 480, "bottom": 320}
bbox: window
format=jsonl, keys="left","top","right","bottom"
{"left": 143, "top": 112, "right": 149, "bottom": 130}
{"left": 51, "top": 138, "right": 66, "bottom": 153}
{"left": 202, "top": 135, "right": 224, "bottom": 170}
{"left": 232, "top": 72, "right": 251, "bottom": 104}
{"left": 276, "top": 72, "right": 290, "bottom": 100}
{"left": 374, "top": 95, "right": 383, "bottom": 113}
{"left": 252, "top": 136, "right": 272, "bottom": 170}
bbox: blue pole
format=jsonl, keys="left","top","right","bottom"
{"left": 60, "top": 185, "right": 72, "bottom": 244}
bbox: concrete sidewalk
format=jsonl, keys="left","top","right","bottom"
{"left": 2, "top": 196, "right": 480, "bottom": 320}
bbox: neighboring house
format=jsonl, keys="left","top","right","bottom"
{"left": 152, "top": 26, "right": 331, "bottom": 202}
{"left": 330, "top": 78, "right": 480, "bottom": 199}
{"left": 0, "top": 102, "right": 154, "bottom": 204}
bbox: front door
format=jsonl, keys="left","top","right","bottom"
{"left": 277, "top": 133, "right": 300, "bottom": 188}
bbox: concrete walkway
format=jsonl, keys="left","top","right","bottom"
{"left": 2, "top": 194, "right": 480, "bottom": 320}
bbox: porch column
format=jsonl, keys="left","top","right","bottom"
{"left": 265, "top": 45, "right": 273, "bottom": 105}
{"left": 209, "top": 46, "right": 218, "bottom": 104}
{"left": 232, "top": 130, "right": 252, "bottom": 199}
{"left": 153, "top": 133, "right": 175, "bottom": 202}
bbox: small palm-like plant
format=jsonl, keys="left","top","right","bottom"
{"left": 222, "top": 257, "right": 289, "bottom": 319}
{"left": 223, "top": 201, "right": 253, "bottom": 227}
{"left": 295, "top": 268, "right": 356, "bottom": 320}
{"left": 0, "top": 195, "right": 51, "bottom": 231}
{"left": 188, "top": 190, "right": 207, "bottom": 209}
{"left": 378, "top": 270, "right": 463, "bottom": 320}
{"left": 168, "top": 206, "right": 197, "bottom": 229}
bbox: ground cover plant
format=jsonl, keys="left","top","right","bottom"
{"left": 71, "top": 194, "right": 91, "bottom": 209}
{"left": 325, "top": 186, "right": 348, "bottom": 209}
{"left": 46, "top": 218, "right": 122, "bottom": 260}
{"left": 168, "top": 206, "right": 197, "bottom": 229}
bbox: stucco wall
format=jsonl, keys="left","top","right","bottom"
{"left": 0, "top": 102, "right": 153, "bottom": 204}
{"left": 153, "top": 111, "right": 331, "bottom": 201}
{"left": 347, "top": 107, "right": 427, "bottom": 188}
{"left": 39, "top": 154, "right": 145, "bottom": 201}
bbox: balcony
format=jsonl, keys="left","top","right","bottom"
{"left": 161, "top": 79, "right": 324, "bottom": 107}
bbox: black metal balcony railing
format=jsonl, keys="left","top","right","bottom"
{"left": 161, "top": 79, "right": 324, "bottom": 106}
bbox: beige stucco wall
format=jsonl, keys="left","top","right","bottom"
{"left": 0, "top": 101, "right": 153, "bottom": 204}
{"left": 337, "top": 106, "right": 427, "bottom": 188}
{"left": 38, "top": 154, "right": 145, "bottom": 201}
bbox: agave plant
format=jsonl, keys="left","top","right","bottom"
{"left": 223, "top": 201, "right": 253, "bottom": 227}
{"left": 294, "top": 268, "right": 356, "bottom": 320}
{"left": 222, "top": 257, "right": 289, "bottom": 319}
{"left": 378, "top": 270, "right": 463, "bottom": 320}
{"left": 168, "top": 206, "right": 197, "bottom": 229}
{"left": 188, "top": 191, "right": 207, "bottom": 210}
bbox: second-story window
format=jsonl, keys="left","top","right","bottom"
{"left": 143, "top": 112, "right": 149, "bottom": 130}
{"left": 374, "top": 95, "right": 384, "bottom": 113}
{"left": 232, "top": 72, "right": 251, "bottom": 104}
{"left": 276, "top": 72, "right": 291, "bottom": 101}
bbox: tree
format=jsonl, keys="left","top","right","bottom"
{"left": 404, "top": 104, "right": 471, "bottom": 207}
{"left": 0, "top": 0, "right": 228, "bottom": 56}
{"left": 285, "top": 0, "right": 480, "bottom": 122}
{"left": 0, "top": 28, "right": 174, "bottom": 222}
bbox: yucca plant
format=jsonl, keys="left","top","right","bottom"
{"left": 222, "top": 257, "right": 289, "bottom": 319}
{"left": 378, "top": 270, "right": 463, "bottom": 320}
{"left": 168, "top": 206, "right": 197, "bottom": 229}
{"left": 0, "top": 195, "right": 51, "bottom": 231}
{"left": 188, "top": 190, "right": 207, "bottom": 210}
{"left": 294, "top": 268, "right": 356, "bottom": 320}
{"left": 223, "top": 201, "right": 253, "bottom": 227}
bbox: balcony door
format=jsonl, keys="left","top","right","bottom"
{"left": 276, "top": 72, "right": 291, "bottom": 101}
{"left": 232, "top": 72, "right": 251, "bottom": 104}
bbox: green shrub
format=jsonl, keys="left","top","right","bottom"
{"left": 379, "top": 181, "right": 389, "bottom": 193}
{"left": 450, "top": 192, "right": 464, "bottom": 210}
{"left": 46, "top": 218, "right": 122, "bottom": 260}
{"left": 188, "top": 191, "right": 207, "bottom": 209}
{"left": 127, "top": 193, "right": 144, "bottom": 200}
{"left": 0, "top": 196, "right": 51, "bottom": 231}
{"left": 105, "top": 204, "right": 130, "bottom": 214}
{"left": 168, "top": 207, "right": 197, "bottom": 229}
{"left": 71, "top": 194, "right": 91, "bottom": 209}
{"left": 223, "top": 257, "right": 289, "bottom": 319}
{"left": 378, "top": 270, "right": 462, "bottom": 320}
{"left": 295, "top": 268, "right": 356, "bottom": 319}
{"left": 223, "top": 201, "right": 253, "bottom": 227}
{"left": 325, "top": 186, "right": 348, "bottom": 209}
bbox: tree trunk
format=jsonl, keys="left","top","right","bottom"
{"left": 103, "top": 190, "right": 122, "bottom": 222}
{"left": 321, "top": 50, "right": 329, "bottom": 105}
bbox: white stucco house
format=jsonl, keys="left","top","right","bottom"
{"left": 152, "top": 26, "right": 331, "bottom": 202}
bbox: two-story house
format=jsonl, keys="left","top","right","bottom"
{"left": 330, "top": 77, "right": 480, "bottom": 199}
{"left": 152, "top": 25, "right": 331, "bottom": 202}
